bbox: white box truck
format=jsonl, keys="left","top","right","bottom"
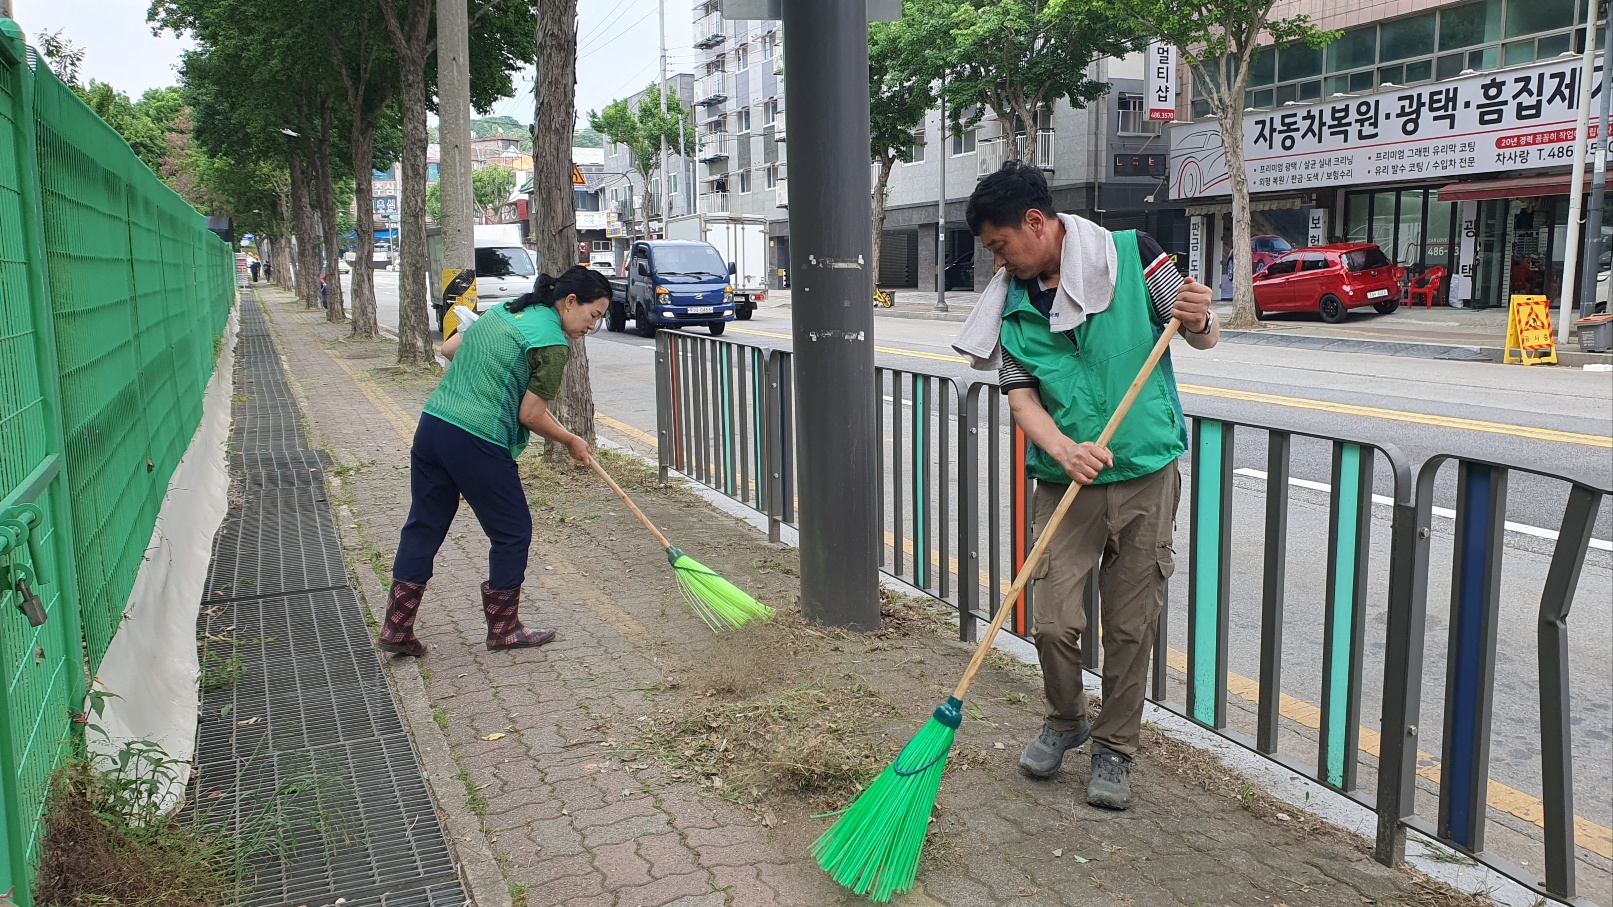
{"left": 665, "top": 213, "right": 768, "bottom": 320}
{"left": 426, "top": 224, "right": 537, "bottom": 333}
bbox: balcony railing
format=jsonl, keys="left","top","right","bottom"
{"left": 696, "top": 72, "right": 727, "bottom": 106}
{"left": 700, "top": 191, "right": 730, "bottom": 213}
{"left": 1117, "top": 107, "right": 1163, "bottom": 136}
{"left": 576, "top": 210, "right": 607, "bottom": 231}
{"left": 693, "top": 11, "right": 724, "bottom": 49}
{"left": 1034, "top": 128, "right": 1055, "bottom": 171}
{"left": 975, "top": 130, "right": 1055, "bottom": 177}
{"left": 697, "top": 134, "right": 732, "bottom": 163}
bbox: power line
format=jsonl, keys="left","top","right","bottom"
{"left": 577, "top": 0, "right": 645, "bottom": 55}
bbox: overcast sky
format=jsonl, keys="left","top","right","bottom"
{"left": 10, "top": 0, "right": 698, "bottom": 129}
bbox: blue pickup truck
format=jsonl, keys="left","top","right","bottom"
{"left": 606, "top": 240, "right": 735, "bottom": 337}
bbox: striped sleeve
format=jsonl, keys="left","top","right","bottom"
{"left": 998, "top": 349, "right": 1038, "bottom": 392}
{"left": 1138, "top": 231, "right": 1183, "bottom": 326}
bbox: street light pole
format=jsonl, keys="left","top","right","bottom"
{"left": 935, "top": 71, "right": 948, "bottom": 312}
{"left": 782, "top": 0, "right": 880, "bottom": 630}
{"left": 659, "top": 0, "right": 669, "bottom": 231}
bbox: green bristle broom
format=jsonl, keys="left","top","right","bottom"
{"left": 591, "top": 458, "right": 775, "bottom": 632}
{"left": 812, "top": 318, "right": 1183, "bottom": 902}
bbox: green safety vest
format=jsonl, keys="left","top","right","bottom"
{"left": 423, "top": 303, "right": 570, "bottom": 458}
{"left": 999, "top": 229, "right": 1187, "bottom": 485}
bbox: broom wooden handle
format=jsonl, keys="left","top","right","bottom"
{"left": 590, "top": 458, "right": 674, "bottom": 550}
{"left": 951, "top": 317, "right": 1182, "bottom": 702}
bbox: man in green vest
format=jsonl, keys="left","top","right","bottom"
{"left": 954, "top": 161, "right": 1217, "bottom": 810}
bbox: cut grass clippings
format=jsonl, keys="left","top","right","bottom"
{"left": 34, "top": 764, "right": 230, "bottom": 907}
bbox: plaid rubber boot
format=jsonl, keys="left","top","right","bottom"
{"left": 481, "top": 582, "right": 556, "bottom": 650}
{"left": 379, "top": 579, "right": 428, "bottom": 656}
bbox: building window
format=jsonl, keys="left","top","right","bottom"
{"left": 1116, "top": 93, "right": 1160, "bottom": 135}
{"left": 762, "top": 33, "right": 777, "bottom": 60}
{"left": 739, "top": 108, "right": 752, "bottom": 132}
{"left": 765, "top": 164, "right": 778, "bottom": 188}
{"left": 1196, "top": 0, "right": 1581, "bottom": 115}
{"left": 951, "top": 127, "right": 978, "bottom": 155}
{"left": 736, "top": 45, "right": 749, "bottom": 71}
{"left": 764, "top": 98, "right": 780, "bottom": 124}
{"left": 739, "top": 169, "right": 752, "bottom": 193}
{"left": 906, "top": 137, "right": 925, "bottom": 163}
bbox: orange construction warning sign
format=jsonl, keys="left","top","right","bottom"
{"left": 1504, "top": 294, "right": 1557, "bottom": 365}
{"left": 571, "top": 164, "right": 586, "bottom": 185}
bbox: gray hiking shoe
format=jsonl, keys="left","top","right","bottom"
{"left": 1018, "top": 719, "right": 1091, "bottom": 778}
{"left": 1086, "top": 748, "right": 1133, "bottom": 810}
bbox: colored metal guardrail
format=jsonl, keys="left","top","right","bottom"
{"left": 0, "top": 22, "right": 234, "bottom": 905}
{"left": 655, "top": 328, "right": 1611, "bottom": 905}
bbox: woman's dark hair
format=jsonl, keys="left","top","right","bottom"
{"left": 507, "top": 265, "right": 612, "bottom": 313}
{"left": 966, "top": 159, "right": 1057, "bottom": 236}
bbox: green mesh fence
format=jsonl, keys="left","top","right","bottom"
{"left": 0, "top": 20, "right": 233, "bottom": 904}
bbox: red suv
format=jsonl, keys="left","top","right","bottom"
{"left": 1252, "top": 243, "right": 1403, "bottom": 323}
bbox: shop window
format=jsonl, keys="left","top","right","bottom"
{"left": 1504, "top": 0, "right": 1574, "bottom": 39}
{"left": 1440, "top": 0, "right": 1502, "bottom": 50}
{"left": 1298, "top": 80, "right": 1322, "bottom": 101}
{"left": 1380, "top": 13, "right": 1436, "bottom": 61}
{"left": 1350, "top": 71, "right": 1375, "bottom": 92}
{"left": 1274, "top": 83, "right": 1297, "bottom": 106}
{"left": 1405, "top": 60, "right": 1433, "bottom": 83}
{"left": 1346, "top": 194, "right": 1371, "bottom": 243}
{"left": 1279, "top": 42, "right": 1323, "bottom": 81}
{"left": 1379, "top": 65, "right": 1405, "bottom": 87}
{"left": 1328, "top": 27, "right": 1378, "bottom": 73}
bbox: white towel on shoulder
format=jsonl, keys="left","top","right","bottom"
{"left": 951, "top": 213, "right": 1118, "bottom": 370}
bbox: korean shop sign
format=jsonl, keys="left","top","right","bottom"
{"left": 1169, "top": 56, "right": 1602, "bottom": 199}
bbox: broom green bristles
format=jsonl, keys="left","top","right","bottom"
{"left": 666, "top": 546, "right": 775, "bottom": 632}
{"left": 812, "top": 696, "right": 962, "bottom": 902}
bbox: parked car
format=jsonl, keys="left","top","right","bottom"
{"left": 1220, "top": 235, "right": 1295, "bottom": 297}
{"left": 1251, "top": 243, "right": 1402, "bottom": 324}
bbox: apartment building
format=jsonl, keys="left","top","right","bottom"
{"left": 600, "top": 73, "right": 698, "bottom": 262}
{"left": 1171, "top": 0, "right": 1604, "bottom": 308}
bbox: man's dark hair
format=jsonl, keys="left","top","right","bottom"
{"left": 966, "top": 160, "right": 1057, "bottom": 235}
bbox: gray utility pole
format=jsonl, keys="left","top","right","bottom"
{"left": 438, "top": 0, "right": 476, "bottom": 285}
{"left": 659, "top": 0, "right": 669, "bottom": 225}
{"left": 935, "top": 72, "right": 948, "bottom": 312}
{"left": 782, "top": 0, "right": 880, "bottom": 630}
{"left": 1557, "top": 0, "right": 1598, "bottom": 345}
{"left": 1579, "top": 17, "right": 1613, "bottom": 334}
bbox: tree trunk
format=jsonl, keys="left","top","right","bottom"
{"left": 349, "top": 118, "right": 380, "bottom": 338}
{"left": 313, "top": 113, "right": 348, "bottom": 323}
{"left": 870, "top": 155, "right": 894, "bottom": 283}
{"left": 385, "top": 0, "right": 437, "bottom": 368}
{"left": 535, "top": 0, "right": 592, "bottom": 462}
{"left": 288, "top": 153, "right": 322, "bottom": 309}
{"left": 1218, "top": 106, "right": 1259, "bottom": 330}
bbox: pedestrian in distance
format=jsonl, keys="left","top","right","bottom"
{"left": 381, "top": 265, "right": 611, "bottom": 657}
{"left": 952, "top": 161, "right": 1218, "bottom": 810}
{"left": 249, "top": 258, "right": 260, "bottom": 282}
{"left": 319, "top": 266, "right": 328, "bottom": 309}
{"left": 262, "top": 258, "right": 272, "bottom": 282}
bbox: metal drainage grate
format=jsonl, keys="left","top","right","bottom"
{"left": 190, "top": 292, "right": 468, "bottom": 907}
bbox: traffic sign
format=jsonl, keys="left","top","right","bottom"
{"left": 572, "top": 165, "right": 586, "bottom": 185}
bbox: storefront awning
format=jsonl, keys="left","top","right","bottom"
{"left": 1185, "top": 194, "right": 1314, "bottom": 217}
{"left": 1435, "top": 173, "right": 1591, "bottom": 202}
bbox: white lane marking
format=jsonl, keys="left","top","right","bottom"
{"left": 1233, "top": 467, "right": 1613, "bottom": 552}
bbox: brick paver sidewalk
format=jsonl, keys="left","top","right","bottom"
{"left": 254, "top": 287, "right": 1480, "bottom": 907}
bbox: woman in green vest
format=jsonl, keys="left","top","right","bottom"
{"left": 381, "top": 265, "right": 611, "bottom": 656}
